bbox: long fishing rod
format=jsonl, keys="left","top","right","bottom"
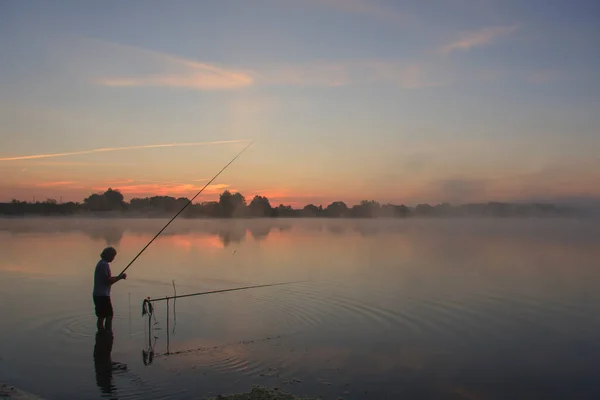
{"left": 144, "top": 280, "right": 306, "bottom": 304}
{"left": 118, "top": 140, "right": 254, "bottom": 276}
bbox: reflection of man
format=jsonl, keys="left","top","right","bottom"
{"left": 93, "top": 329, "right": 116, "bottom": 397}
{"left": 94, "top": 329, "right": 129, "bottom": 398}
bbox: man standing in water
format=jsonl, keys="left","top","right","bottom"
{"left": 93, "top": 247, "right": 126, "bottom": 331}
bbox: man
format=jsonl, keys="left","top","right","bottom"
{"left": 93, "top": 246, "right": 126, "bottom": 331}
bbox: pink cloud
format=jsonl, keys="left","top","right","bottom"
{"left": 439, "top": 25, "right": 518, "bottom": 54}
{"left": 100, "top": 69, "right": 253, "bottom": 90}
{"left": 83, "top": 37, "right": 447, "bottom": 90}
{"left": 35, "top": 181, "right": 75, "bottom": 187}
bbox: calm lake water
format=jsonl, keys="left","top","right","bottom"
{"left": 1, "top": 217, "right": 599, "bottom": 400}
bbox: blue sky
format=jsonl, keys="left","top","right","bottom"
{"left": 1, "top": 0, "right": 599, "bottom": 206}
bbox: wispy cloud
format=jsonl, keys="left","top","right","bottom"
{"left": 255, "top": 61, "right": 450, "bottom": 88}
{"left": 99, "top": 67, "right": 253, "bottom": 90}
{"left": 77, "top": 37, "right": 254, "bottom": 91}
{"left": 80, "top": 37, "right": 447, "bottom": 90}
{"left": 439, "top": 25, "right": 518, "bottom": 54}
{"left": 36, "top": 181, "right": 75, "bottom": 187}
{"left": 0, "top": 140, "right": 250, "bottom": 161}
{"left": 5, "top": 161, "right": 139, "bottom": 167}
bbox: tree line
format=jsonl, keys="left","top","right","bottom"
{"left": 0, "top": 188, "right": 577, "bottom": 218}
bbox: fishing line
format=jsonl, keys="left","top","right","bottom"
{"left": 118, "top": 140, "right": 254, "bottom": 276}
{"left": 172, "top": 280, "right": 177, "bottom": 335}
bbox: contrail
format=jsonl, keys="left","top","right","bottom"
{"left": 0, "top": 140, "right": 251, "bottom": 161}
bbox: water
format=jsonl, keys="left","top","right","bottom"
{"left": 1, "top": 217, "right": 599, "bottom": 400}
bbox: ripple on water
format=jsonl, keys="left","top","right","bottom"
{"left": 231, "top": 282, "right": 426, "bottom": 335}
{"left": 106, "top": 279, "right": 598, "bottom": 400}
{"left": 209, "top": 279, "right": 597, "bottom": 350}
{"left": 17, "top": 311, "right": 145, "bottom": 345}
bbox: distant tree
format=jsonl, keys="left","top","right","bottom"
{"left": 231, "top": 192, "right": 247, "bottom": 217}
{"left": 350, "top": 200, "right": 380, "bottom": 218}
{"left": 84, "top": 193, "right": 109, "bottom": 211}
{"left": 201, "top": 201, "right": 220, "bottom": 217}
{"left": 302, "top": 204, "right": 320, "bottom": 217}
{"left": 276, "top": 204, "right": 296, "bottom": 217}
{"left": 218, "top": 190, "right": 234, "bottom": 217}
{"left": 103, "top": 188, "right": 126, "bottom": 210}
{"left": 249, "top": 195, "right": 272, "bottom": 217}
{"left": 415, "top": 203, "right": 434, "bottom": 216}
{"left": 325, "top": 201, "right": 348, "bottom": 217}
{"left": 218, "top": 190, "right": 246, "bottom": 217}
{"left": 396, "top": 204, "right": 411, "bottom": 217}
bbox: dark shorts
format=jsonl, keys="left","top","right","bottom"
{"left": 93, "top": 296, "right": 113, "bottom": 318}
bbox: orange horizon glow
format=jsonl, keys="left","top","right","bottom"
{"left": 2, "top": 164, "right": 600, "bottom": 207}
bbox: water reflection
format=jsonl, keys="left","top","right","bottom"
{"left": 1, "top": 217, "right": 600, "bottom": 400}
{"left": 93, "top": 330, "right": 128, "bottom": 398}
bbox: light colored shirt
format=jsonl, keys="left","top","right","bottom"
{"left": 93, "top": 259, "right": 111, "bottom": 296}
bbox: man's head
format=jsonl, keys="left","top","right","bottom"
{"left": 100, "top": 246, "right": 117, "bottom": 262}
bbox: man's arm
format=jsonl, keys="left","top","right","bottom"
{"left": 103, "top": 264, "right": 126, "bottom": 286}
{"left": 109, "top": 273, "right": 126, "bottom": 285}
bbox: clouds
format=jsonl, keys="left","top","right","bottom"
{"left": 93, "top": 52, "right": 447, "bottom": 91}
{"left": 67, "top": 36, "right": 451, "bottom": 91}
{"left": 81, "top": 20, "right": 520, "bottom": 93}
{"left": 253, "top": 60, "right": 449, "bottom": 88}
{"left": 36, "top": 181, "right": 75, "bottom": 188}
{"left": 0, "top": 140, "right": 251, "bottom": 161}
{"left": 439, "top": 25, "right": 518, "bottom": 55}
{"left": 98, "top": 65, "right": 254, "bottom": 91}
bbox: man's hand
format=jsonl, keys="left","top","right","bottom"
{"left": 109, "top": 273, "right": 127, "bottom": 285}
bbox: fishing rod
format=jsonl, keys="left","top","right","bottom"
{"left": 118, "top": 140, "right": 254, "bottom": 277}
{"left": 143, "top": 280, "right": 306, "bottom": 307}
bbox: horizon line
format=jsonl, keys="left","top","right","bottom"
{"left": 2, "top": 189, "right": 589, "bottom": 210}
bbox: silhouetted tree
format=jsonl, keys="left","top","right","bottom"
{"left": 0, "top": 187, "right": 579, "bottom": 218}
{"left": 218, "top": 190, "right": 246, "bottom": 218}
{"left": 302, "top": 204, "right": 319, "bottom": 217}
{"left": 104, "top": 188, "right": 126, "bottom": 210}
{"left": 249, "top": 195, "right": 272, "bottom": 217}
{"left": 415, "top": 203, "right": 434, "bottom": 216}
{"left": 84, "top": 193, "right": 109, "bottom": 212}
{"left": 350, "top": 200, "right": 381, "bottom": 218}
{"left": 218, "top": 190, "right": 234, "bottom": 218}
{"left": 275, "top": 204, "right": 296, "bottom": 217}
{"left": 325, "top": 201, "right": 348, "bottom": 217}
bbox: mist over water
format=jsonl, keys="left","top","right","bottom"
{"left": 1, "top": 217, "right": 599, "bottom": 399}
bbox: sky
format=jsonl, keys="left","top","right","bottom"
{"left": 1, "top": 0, "right": 599, "bottom": 207}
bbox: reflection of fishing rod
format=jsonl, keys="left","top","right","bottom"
{"left": 118, "top": 141, "right": 254, "bottom": 276}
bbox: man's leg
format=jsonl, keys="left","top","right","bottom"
{"left": 104, "top": 297, "right": 114, "bottom": 332}
{"left": 94, "top": 296, "right": 105, "bottom": 331}
{"left": 104, "top": 316, "right": 112, "bottom": 332}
